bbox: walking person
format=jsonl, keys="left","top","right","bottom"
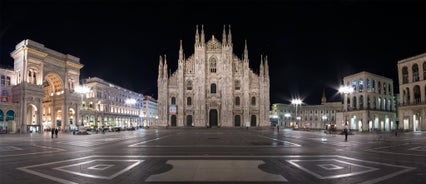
{"left": 55, "top": 128, "right": 58, "bottom": 138}
{"left": 344, "top": 128, "right": 348, "bottom": 141}
{"left": 51, "top": 128, "right": 54, "bottom": 138}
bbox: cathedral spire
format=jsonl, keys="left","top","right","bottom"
{"left": 158, "top": 55, "right": 163, "bottom": 79}
{"left": 222, "top": 25, "right": 227, "bottom": 45}
{"left": 179, "top": 40, "right": 184, "bottom": 61}
{"left": 227, "top": 24, "right": 232, "bottom": 46}
{"left": 260, "top": 54, "right": 264, "bottom": 76}
{"left": 244, "top": 39, "right": 248, "bottom": 61}
{"left": 163, "top": 55, "right": 168, "bottom": 79}
{"left": 321, "top": 88, "right": 327, "bottom": 105}
{"left": 201, "top": 24, "right": 205, "bottom": 46}
{"left": 195, "top": 25, "right": 199, "bottom": 46}
{"left": 264, "top": 55, "right": 269, "bottom": 78}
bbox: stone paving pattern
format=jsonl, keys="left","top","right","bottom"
{"left": 0, "top": 127, "right": 425, "bottom": 184}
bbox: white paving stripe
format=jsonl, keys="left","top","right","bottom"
{"left": 257, "top": 135, "right": 302, "bottom": 147}
{"left": 0, "top": 144, "right": 65, "bottom": 158}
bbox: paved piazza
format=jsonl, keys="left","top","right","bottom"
{"left": 0, "top": 128, "right": 425, "bottom": 184}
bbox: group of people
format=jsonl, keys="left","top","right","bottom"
{"left": 51, "top": 128, "right": 59, "bottom": 138}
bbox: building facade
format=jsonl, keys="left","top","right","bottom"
{"left": 78, "top": 77, "right": 144, "bottom": 131}
{"left": 0, "top": 39, "right": 146, "bottom": 133}
{"left": 157, "top": 25, "right": 270, "bottom": 127}
{"left": 0, "top": 67, "right": 18, "bottom": 133}
{"left": 397, "top": 53, "right": 426, "bottom": 131}
{"left": 271, "top": 92, "right": 342, "bottom": 129}
{"left": 142, "top": 95, "right": 158, "bottom": 127}
{"left": 337, "top": 71, "right": 396, "bottom": 131}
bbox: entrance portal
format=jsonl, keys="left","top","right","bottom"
{"left": 234, "top": 115, "right": 241, "bottom": 127}
{"left": 209, "top": 109, "right": 218, "bottom": 127}
{"left": 171, "top": 115, "right": 177, "bottom": 126}
{"left": 186, "top": 115, "right": 193, "bottom": 126}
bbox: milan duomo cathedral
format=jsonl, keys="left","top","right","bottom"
{"left": 157, "top": 25, "right": 270, "bottom": 127}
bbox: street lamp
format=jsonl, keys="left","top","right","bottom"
{"left": 322, "top": 115, "right": 328, "bottom": 129}
{"left": 284, "top": 113, "right": 291, "bottom": 127}
{"left": 291, "top": 98, "right": 303, "bottom": 128}
{"left": 125, "top": 98, "right": 136, "bottom": 128}
{"left": 75, "top": 85, "right": 90, "bottom": 127}
{"left": 339, "top": 86, "right": 354, "bottom": 126}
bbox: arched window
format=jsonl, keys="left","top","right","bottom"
{"left": 366, "top": 79, "right": 370, "bottom": 91}
{"left": 383, "top": 82, "right": 387, "bottom": 95}
{"left": 251, "top": 96, "right": 256, "bottom": 105}
{"left": 423, "top": 62, "right": 426, "bottom": 80}
{"left": 388, "top": 84, "right": 391, "bottom": 95}
{"left": 414, "top": 85, "right": 421, "bottom": 104}
{"left": 383, "top": 98, "right": 387, "bottom": 111}
{"left": 360, "top": 95, "right": 364, "bottom": 109}
{"left": 235, "top": 96, "right": 240, "bottom": 106}
{"left": 378, "top": 81, "right": 381, "bottom": 94}
{"left": 367, "top": 96, "right": 371, "bottom": 109}
{"left": 372, "top": 80, "right": 376, "bottom": 92}
{"left": 171, "top": 97, "right": 176, "bottom": 104}
{"left": 187, "top": 97, "right": 192, "bottom": 106}
{"left": 186, "top": 80, "right": 192, "bottom": 90}
{"left": 352, "top": 96, "right": 357, "bottom": 109}
{"left": 378, "top": 97, "right": 381, "bottom": 110}
{"left": 211, "top": 83, "right": 216, "bottom": 93}
{"left": 372, "top": 96, "right": 376, "bottom": 109}
{"left": 359, "top": 79, "right": 363, "bottom": 92}
{"left": 210, "top": 58, "right": 217, "bottom": 73}
{"left": 0, "top": 75, "right": 4, "bottom": 86}
{"left": 402, "top": 66, "right": 408, "bottom": 83}
{"left": 351, "top": 80, "right": 357, "bottom": 91}
{"left": 388, "top": 99, "right": 391, "bottom": 111}
{"left": 235, "top": 80, "right": 241, "bottom": 90}
{"left": 413, "top": 64, "right": 419, "bottom": 82}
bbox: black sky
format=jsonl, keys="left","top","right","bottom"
{"left": 1, "top": 0, "right": 426, "bottom": 105}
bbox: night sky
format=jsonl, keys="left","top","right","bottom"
{"left": 1, "top": 0, "right": 426, "bottom": 105}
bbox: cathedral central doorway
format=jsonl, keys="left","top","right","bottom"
{"left": 209, "top": 109, "right": 218, "bottom": 127}
{"left": 171, "top": 115, "right": 177, "bottom": 126}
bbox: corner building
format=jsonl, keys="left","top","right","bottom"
{"left": 397, "top": 53, "right": 426, "bottom": 131}
{"left": 157, "top": 25, "right": 270, "bottom": 127}
{"left": 337, "top": 71, "right": 396, "bottom": 131}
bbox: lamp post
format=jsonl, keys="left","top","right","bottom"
{"left": 284, "top": 113, "right": 291, "bottom": 127}
{"left": 125, "top": 98, "right": 136, "bottom": 128}
{"left": 75, "top": 85, "right": 90, "bottom": 130}
{"left": 291, "top": 98, "right": 303, "bottom": 128}
{"left": 322, "top": 115, "right": 327, "bottom": 129}
{"left": 339, "top": 86, "right": 354, "bottom": 128}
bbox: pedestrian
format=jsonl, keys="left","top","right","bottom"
{"left": 55, "top": 128, "right": 58, "bottom": 138}
{"left": 395, "top": 129, "right": 398, "bottom": 136}
{"left": 344, "top": 128, "right": 348, "bottom": 141}
{"left": 51, "top": 128, "right": 54, "bottom": 138}
{"left": 276, "top": 125, "right": 279, "bottom": 132}
{"left": 245, "top": 122, "right": 250, "bottom": 130}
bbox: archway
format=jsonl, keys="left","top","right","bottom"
{"left": 250, "top": 115, "right": 257, "bottom": 127}
{"left": 209, "top": 109, "right": 218, "bottom": 127}
{"left": 234, "top": 115, "right": 241, "bottom": 127}
{"left": 171, "top": 115, "right": 177, "bottom": 126}
{"left": 0, "top": 110, "right": 4, "bottom": 132}
{"left": 186, "top": 115, "right": 193, "bottom": 126}
{"left": 26, "top": 104, "right": 39, "bottom": 133}
{"left": 43, "top": 73, "right": 64, "bottom": 131}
